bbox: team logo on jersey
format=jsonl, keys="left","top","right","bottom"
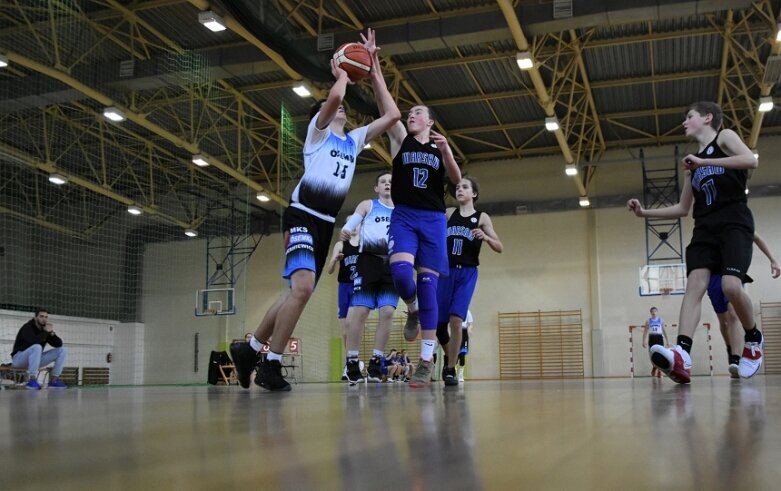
{"left": 470, "top": 217, "right": 478, "bottom": 224}
{"left": 706, "top": 146, "right": 714, "bottom": 155}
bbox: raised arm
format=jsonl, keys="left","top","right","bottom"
{"left": 363, "top": 29, "right": 405, "bottom": 153}
{"left": 315, "top": 59, "right": 351, "bottom": 130}
{"left": 326, "top": 241, "right": 344, "bottom": 275}
{"left": 753, "top": 232, "right": 780, "bottom": 278}
{"left": 475, "top": 212, "right": 503, "bottom": 253}
{"left": 628, "top": 171, "right": 693, "bottom": 219}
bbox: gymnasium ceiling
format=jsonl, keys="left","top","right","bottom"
{"left": 1, "top": 0, "right": 780, "bottom": 238}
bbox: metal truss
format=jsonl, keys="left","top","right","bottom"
{"left": 640, "top": 149, "right": 684, "bottom": 264}
{"left": 712, "top": 1, "right": 780, "bottom": 148}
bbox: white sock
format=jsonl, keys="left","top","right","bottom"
{"left": 267, "top": 351, "right": 282, "bottom": 362}
{"left": 406, "top": 299, "right": 419, "bottom": 313}
{"left": 420, "top": 340, "right": 436, "bottom": 361}
{"left": 249, "top": 336, "right": 263, "bottom": 353}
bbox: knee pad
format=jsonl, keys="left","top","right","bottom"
{"left": 417, "top": 272, "right": 439, "bottom": 330}
{"left": 390, "top": 261, "right": 416, "bottom": 300}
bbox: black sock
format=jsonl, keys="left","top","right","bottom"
{"left": 745, "top": 326, "right": 762, "bottom": 344}
{"left": 726, "top": 345, "right": 732, "bottom": 358}
{"left": 677, "top": 335, "right": 693, "bottom": 353}
{"left": 729, "top": 354, "right": 741, "bottom": 366}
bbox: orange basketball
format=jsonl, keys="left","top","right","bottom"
{"left": 333, "top": 43, "right": 372, "bottom": 81}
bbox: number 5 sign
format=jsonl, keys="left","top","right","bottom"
{"left": 288, "top": 338, "right": 300, "bottom": 353}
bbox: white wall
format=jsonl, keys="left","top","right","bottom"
{"left": 0, "top": 309, "right": 136, "bottom": 383}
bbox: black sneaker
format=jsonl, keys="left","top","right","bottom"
{"left": 254, "top": 359, "right": 291, "bottom": 391}
{"left": 443, "top": 366, "right": 458, "bottom": 386}
{"left": 367, "top": 357, "right": 383, "bottom": 383}
{"left": 346, "top": 360, "right": 365, "bottom": 386}
{"left": 230, "top": 341, "right": 258, "bottom": 389}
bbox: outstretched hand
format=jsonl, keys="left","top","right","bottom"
{"left": 771, "top": 261, "right": 780, "bottom": 279}
{"left": 360, "top": 28, "right": 378, "bottom": 57}
{"left": 431, "top": 130, "right": 451, "bottom": 155}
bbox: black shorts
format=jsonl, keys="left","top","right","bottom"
{"left": 352, "top": 254, "right": 398, "bottom": 310}
{"left": 648, "top": 334, "right": 664, "bottom": 348}
{"left": 686, "top": 204, "right": 754, "bottom": 281}
{"left": 282, "top": 206, "right": 334, "bottom": 284}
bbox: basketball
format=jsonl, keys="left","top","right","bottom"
{"left": 333, "top": 43, "right": 372, "bottom": 81}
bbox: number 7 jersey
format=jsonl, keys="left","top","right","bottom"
{"left": 391, "top": 134, "right": 446, "bottom": 211}
{"left": 290, "top": 115, "right": 368, "bottom": 222}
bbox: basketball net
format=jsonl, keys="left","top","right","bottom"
{"left": 659, "top": 279, "right": 674, "bottom": 299}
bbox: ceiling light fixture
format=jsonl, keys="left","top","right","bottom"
{"left": 758, "top": 96, "right": 774, "bottom": 112}
{"left": 516, "top": 51, "right": 534, "bottom": 70}
{"left": 48, "top": 173, "right": 68, "bottom": 185}
{"left": 198, "top": 11, "right": 227, "bottom": 32}
{"left": 103, "top": 106, "right": 126, "bottom": 122}
{"left": 192, "top": 154, "right": 209, "bottom": 167}
{"left": 292, "top": 84, "right": 312, "bottom": 97}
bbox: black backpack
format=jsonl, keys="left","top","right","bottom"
{"left": 207, "top": 350, "right": 231, "bottom": 384}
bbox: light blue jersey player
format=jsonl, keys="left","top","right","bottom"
{"left": 340, "top": 172, "right": 398, "bottom": 384}
{"left": 231, "top": 39, "right": 401, "bottom": 392}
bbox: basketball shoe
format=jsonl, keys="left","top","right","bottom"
{"left": 254, "top": 359, "right": 291, "bottom": 391}
{"left": 408, "top": 359, "right": 432, "bottom": 388}
{"left": 366, "top": 357, "right": 383, "bottom": 383}
{"left": 442, "top": 366, "right": 458, "bottom": 386}
{"left": 404, "top": 310, "right": 420, "bottom": 342}
{"left": 729, "top": 363, "right": 740, "bottom": 379}
{"left": 649, "top": 344, "right": 691, "bottom": 384}
{"left": 739, "top": 339, "right": 763, "bottom": 379}
{"left": 345, "top": 359, "right": 365, "bottom": 386}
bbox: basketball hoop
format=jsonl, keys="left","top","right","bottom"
{"left": 660, "top": 286, "right": 673, "bottom": 298}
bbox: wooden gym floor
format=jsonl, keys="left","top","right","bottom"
{"left": 2, "top": 376, "right": 781, "bottom": 490}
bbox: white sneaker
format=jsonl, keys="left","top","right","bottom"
{"left": 649, "top": 344, "right": 692, "bottom": 384}
{"left": 728, "top": 363, "right": 739, "bottom": 379}
{"left": 457, "top": 368, "right": 465, "bottom": 383}
{"left": 739, "top": 340, "right": 763, "bottom": 378}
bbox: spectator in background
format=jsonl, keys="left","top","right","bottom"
{"left": 11, "top": 308, "right": 68, "bottom": 390}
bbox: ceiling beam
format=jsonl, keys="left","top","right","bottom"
{"left": 496, "top": 0, "right": 585, "bottom": 197}
{"left": 1, "top": 49, "right": 288, "bottom": 208}
{"left": 0, "top": 140, "right": 193, "bottom": 229}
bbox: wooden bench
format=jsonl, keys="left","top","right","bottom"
{"left": 0, "top": 365, "right": 52, "bottom": 388}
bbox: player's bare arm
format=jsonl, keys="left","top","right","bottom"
{"left": 475, "top": 213, "right": 503, "bottom": 253}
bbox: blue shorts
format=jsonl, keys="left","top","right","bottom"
{"left": 337, "top": 282, "right": 353, "bottom": 319}
{"left": 437, "top": 265, "right": 478, "bottom": 323}
{"left": 388, "top": 204, "right": 448, "bottom": 274}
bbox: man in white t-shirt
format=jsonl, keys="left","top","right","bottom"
{"left": 231, "top": 36, "right": 401, "bottom": 392}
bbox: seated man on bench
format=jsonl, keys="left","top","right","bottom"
{"left": 11, "top": 308, "right": 68, "bottom": 390}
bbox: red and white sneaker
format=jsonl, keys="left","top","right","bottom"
{"left": 739, "top": 341, "right": 763, "bottom": 379}
{"left": 649, "top": 345, "right": 692, "bottom": 384}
